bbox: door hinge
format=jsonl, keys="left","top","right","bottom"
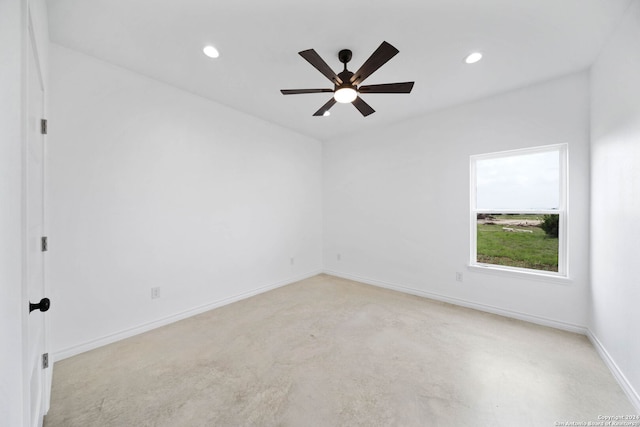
{"left": 40, "top": 119, "right": 48, "bottom": 135}
{"left": 42, "top": 353, "right": 49, "bottom": 369}
{"left": 41, "top": 236, "right": 48, "bottom": 252}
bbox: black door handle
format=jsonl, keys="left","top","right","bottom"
{"left": 29, "top": 298, "right": 50, "bottom": 313}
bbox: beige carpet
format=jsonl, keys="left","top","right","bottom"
{"left": 45, "top": 274, "right": 634, "bottom": 426}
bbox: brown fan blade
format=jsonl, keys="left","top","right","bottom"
{"left": 299, "top": 49, "right": 343, "bottom": 85}
{"left": 281, "top": 89, "right": 334, "bottom": 95}
{"left": 312, "top": 98, "right": 337, "bottom": 116}
{"left": 358, "top": 82, "right": 414, "bottom": 94}
{"left": 350, "top": 41, "right": 399, "bottom": 86}
{"left": 352, "top": 96, "right": 375, "bottom": 117}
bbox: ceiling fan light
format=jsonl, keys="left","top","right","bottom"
{"left": 323, "top": 111, "right": 331, "bottom": 117}
{"left": 334, "top": 87, "right": 358, "bottom": 104}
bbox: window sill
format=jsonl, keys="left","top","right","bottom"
{"left": 467, "top": 264, "right": 572, "bottom": 285}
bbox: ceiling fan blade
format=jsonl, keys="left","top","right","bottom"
{"left": 358, "top": 81, "right": 414, "bottom": 94}
{"left": 352, "top": 96, "right": 375, "bottom": 117}
{"left": 312, "top": 98, "right": 337, "bottom": 116}
{"left": 350, "top": 41, "right": 399, "bottom": 86}
{"left": 281, "top": 89, "right": 334, "bottom": 95}
{"left": 299, "top": 49, "right": 343, "bottom": 85}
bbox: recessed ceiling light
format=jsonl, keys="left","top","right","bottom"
{"left": 323, "top": 111, "right": 331, "bottom": 117}
{"left": 465, "top": 52, "right": 483, "bottom": 64}
{"left": 203, "top": 45, "right": 220, "bottom": 58}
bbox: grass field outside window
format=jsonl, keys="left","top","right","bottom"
{"left": 476, "top": 214, "right": 558, "bottom": 272}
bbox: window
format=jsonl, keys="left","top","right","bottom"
{"left": 470, "top": 144, "right": 567, "bottom": 276}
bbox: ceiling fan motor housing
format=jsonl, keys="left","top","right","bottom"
{"left": 336, "top": 71, "right": 355, "bottom": 90}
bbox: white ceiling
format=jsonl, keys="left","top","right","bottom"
{"left": 47, "top": 0, "right": 631, "bottom": 141}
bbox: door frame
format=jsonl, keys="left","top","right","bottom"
{"left": 23, "top": 4, "right": 51, "bottom": 425}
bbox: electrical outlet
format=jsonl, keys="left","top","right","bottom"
{"left": 455, "top": 272, "right": 463, "bottom": 282}
{"left": 290, "top": 257, "right": 294, "bottom": 265}
{"left": 337, "top": 253, "right": 341, "bottom": 261}
{"left": 151, "top": 287, "right": 160, "bottom": 299}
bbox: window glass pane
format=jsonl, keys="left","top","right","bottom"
{"left": 476, "top": 151, "right": 559, "bottom": 210}
{"left": 476, "top": 213, "right": 559, "bottom": 272}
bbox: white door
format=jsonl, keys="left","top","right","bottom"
{"left": 25, "top": 12, "right": 49, "bottom": 427}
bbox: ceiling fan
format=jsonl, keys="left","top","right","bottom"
{"left": 280, "top": 41, "right": 414, "bottom": 117}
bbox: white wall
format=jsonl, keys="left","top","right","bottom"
{"left": 324, "top": 72, "right": 591, "bottom": 330}
{"left": 0, "top": 1, "right": 26, "bottom": 424}
{"left": 49, "top": 45, "right": 323, "bottom": 358}
{"left": 590, "top": 0, "right": 640, "bottom": 409}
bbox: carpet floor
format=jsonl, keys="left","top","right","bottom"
{"left": 45, "top": 274, "right": 635, "bottom": 426}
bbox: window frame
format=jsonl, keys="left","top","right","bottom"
{"left": 469, "top": 144, "right": 568, "bottom": 278}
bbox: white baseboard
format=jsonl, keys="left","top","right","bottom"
{"left": 323, "top": 269, "right": 588, "bottom": 335}
{"left": 587, "top": 330, "right": 640, "bottom": 413}
{"left": 53, "top": 270, "right": 323, "bottom": 361}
